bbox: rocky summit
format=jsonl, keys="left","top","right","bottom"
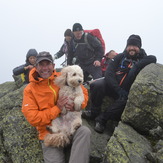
{"left": 0, "top": 63, "right": 163, "bottom": 163}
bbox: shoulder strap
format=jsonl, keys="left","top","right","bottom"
{"left": 84, "top": 33, "right": 94, "bottom": 51}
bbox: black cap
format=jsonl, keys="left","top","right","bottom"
{"left": 72, "top": 23, "right": 83, "bottom": 32}
{"left": 127, "top": 34, "right": 142, "bottom": 49}
{"left": 36, "top": 52, "right": 53, "bottom": 64}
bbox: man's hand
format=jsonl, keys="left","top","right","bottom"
{"left": 24, "top": 65, "right": 34, "bottom": 70}
{"left": 93, "top": 60, "right": 101, "bottom": 67}
{"left": 57, "top": 96, "right": 74, "bottom": 111}
{"left": 56, "top": 96, "right": 68, "bottom": 111}
{"left": 65, "top": 97, "right": 74, "bottom": 111}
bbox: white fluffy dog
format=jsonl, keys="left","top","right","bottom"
{"left": 44, "top": 65, "right": 84, "bottom": 147}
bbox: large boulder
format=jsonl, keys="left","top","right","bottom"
{"left": 122, "top": 63, "right": 163, "bottom": 135}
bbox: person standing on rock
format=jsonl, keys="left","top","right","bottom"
{"left": 54, "top": 29, "right": 75, "bottom": 66}
{"left": 22, "top": 52, "right": 91, "bottom": 163}
{"left": 82, "top": 34, "right": 157, "bottom": 133}
{"left": 71, "top": 23, "right": 104, "bottom": 82}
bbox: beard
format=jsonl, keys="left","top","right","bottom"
{"left": 126, "top": 50, "right": 139, "bottom": 59}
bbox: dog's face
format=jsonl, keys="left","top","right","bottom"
{"left": 55, "top": 65, "right": 84, "bottom": 87}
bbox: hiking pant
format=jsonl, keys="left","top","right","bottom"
{"left": 80, "top": 64, "right": 102, "bottom": 82}
{"left": 95, "top": 98, "right": 127, "bottom": 124}
{"left": 90, "top": 78, "right": 127, "bottom": 124}
{"left": 41, "top": 126, "right": 91, "bottom": 163}
{"left": 90, "top": 78, "right": 117, "bottom": 107}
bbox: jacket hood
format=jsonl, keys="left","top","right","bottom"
{"left": 26, "top": 49, "right": 38, "bottom": 63}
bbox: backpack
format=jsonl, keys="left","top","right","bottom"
{"left": 84, "top": 29, "right": 105, "bottom": 53}
{"left": 12, "top": 73, "right": 25, "bottom": 88}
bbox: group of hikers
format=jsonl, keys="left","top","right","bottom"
{"left": 13, "top": 23, "right": 157, "bottom": 163}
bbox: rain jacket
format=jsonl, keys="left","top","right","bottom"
{"left": 22, "top": 68, "right": 88, "bottom": 140}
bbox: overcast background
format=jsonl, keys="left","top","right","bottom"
{"left": 0, "top": 0, "right": 163, "bottom": 84}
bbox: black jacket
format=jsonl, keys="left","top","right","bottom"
{"left": 71, "top": 33, "right": 104, "bottom": 65}
{"left": 13, "top": 63, "right": 31, "bottom": 84}
{"left": 54, "top": 39, "right": 74, "bottom": 65}
{"left": 105, "top": 49, "right": 157, "bottom": 93}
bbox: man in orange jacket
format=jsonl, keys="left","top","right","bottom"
{"left": 22, "top": 51, "right": 91, "bottom": 163}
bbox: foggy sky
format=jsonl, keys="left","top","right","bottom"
{"left": 0, "top": 0, "right": 163, "bottom": 84}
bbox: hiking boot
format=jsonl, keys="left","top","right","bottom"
{"left": 82, "top": 110, "right": 100, "bottom": 120}
{"left": 94, "top": 122, "right": 105, "bottom": 133}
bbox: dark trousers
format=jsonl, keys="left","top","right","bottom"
{"left": 80, "top": 64, "right": 102, "bottom": 82}
{"left": 90, "top": 79, "right": 126, "bottom": 124}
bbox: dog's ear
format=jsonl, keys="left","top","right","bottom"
{"left": 54, "top": 67, "right": 69, "bottom": 86}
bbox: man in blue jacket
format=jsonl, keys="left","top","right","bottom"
{"left": 82, "top": 34, "right": 157, "bottom": 133}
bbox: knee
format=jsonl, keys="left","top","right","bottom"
{"left": 78, "top": 126, "right": 91, "bottom": 138}
{"left": 90, "top": 79, "right": 104, "bottom": 91}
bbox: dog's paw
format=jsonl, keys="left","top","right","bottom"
{"left": 70, "top": 119, "right": 82, "bottom": 135}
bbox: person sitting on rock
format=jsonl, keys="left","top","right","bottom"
{"left": 101, "top": 50, "right": 117, "bottom": 76}
{"left": 22, "top": 52, "right": 91, "bottom": 163}
{"left": 82, "top": 34, "right": 157, "bottom": 133}
{"left": 13, "top": 49, "right": 38, "bottom": 84}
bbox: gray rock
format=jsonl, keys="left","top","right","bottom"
{"left": 0, "top": 82, "right": 17, "bottom": 98}
{"left": 103, "top": 122, "right": 154, "bottom": 163}
{"left": 122, "top": 63, "right": 163, "bottom": 136}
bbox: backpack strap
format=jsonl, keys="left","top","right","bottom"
{"left": 84, "top": 33, "right": 94, "bottom": 51}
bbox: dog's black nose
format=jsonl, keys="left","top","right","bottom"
{"left": 78, "top": 80, "right": 82, "bottom": 83}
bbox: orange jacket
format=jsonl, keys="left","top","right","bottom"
{"left": 22, "top": 68, "right": 88, "bottom": 140}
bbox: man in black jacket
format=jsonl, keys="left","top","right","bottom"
{"left": 70, "top": 23, "right": 104, "bottom": 82}
{"left": 82, "top": 34, "right": 157, "bottom": 133}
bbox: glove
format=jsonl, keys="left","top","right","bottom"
{"left": 118, "top": 88, "right": 128, "bottom": 100}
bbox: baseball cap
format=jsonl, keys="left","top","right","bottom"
{"left": 36, "top": 51, "right": 53, "bottom": 64}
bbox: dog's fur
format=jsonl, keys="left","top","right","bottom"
{"left": 44, "top": 65, "right": 84, "bottom": 147}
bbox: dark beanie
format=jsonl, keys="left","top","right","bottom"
{"left": 64, "top": 29, "right": 73, "bottom": 37}
{"left": 127, "top": 34, "right": 142, "bottom": 49}
{"left": 72, "top": 23, "right": 83, "bottom": 32}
